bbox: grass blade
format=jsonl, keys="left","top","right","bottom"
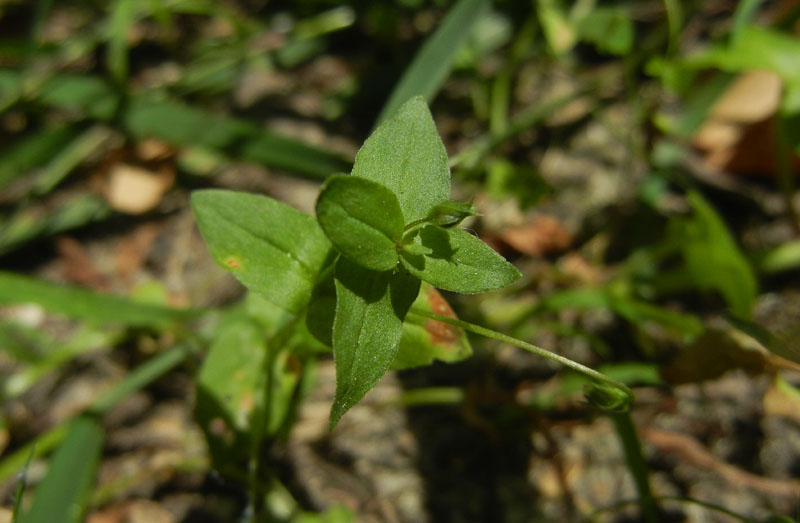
{"left": 0, "top": 193, "right": 110, "bottom": 256}
{"left": 23, "top": 415, "right": 104, "bottom": 523}
{"left": 0, "top": 343, "right": 194, "bottom": 484}
{"left": 376, "top": 0, "right": 489, "bottom": 124}
{"left": 107, "top": 0, "right": 137, "bottom": 86}
{"left": 0, "top": 272, "right": 201, "bottom": 328}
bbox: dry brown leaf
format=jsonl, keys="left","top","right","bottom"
{"left": 56, "top": 236, "right": 110, "bottom": 291}
{"left": 499, "top": 215, "right": 572, "bottom": 257}
{"left": 115, "top": 223, "right": 162, "bottom": 284}
{"left": 105, "top": 163, "right": 174, "bottom": 214}
{"left": 692, "top": 71, "right": 800, "bottom": 176}
{"left": 710, "top": 70, "right": 782, "bottom": 123}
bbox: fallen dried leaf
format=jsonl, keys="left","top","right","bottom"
{"left": 499, "top": 215, "right": 572, "bottom": 257}
{"left": 105, "top": 163, "right": 174, "bottom": 215}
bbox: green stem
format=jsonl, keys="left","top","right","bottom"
{"left": 609, "top": 411, "right": 659, "bottom": 523}
{"left": 407, "top": 307, "right": 633, "bottom": 401}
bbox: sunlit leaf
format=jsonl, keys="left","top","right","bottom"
{"left": 329, "top": 258, "right": 419, "bottom": 428}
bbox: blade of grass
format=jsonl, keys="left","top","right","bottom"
{"left": 107, "top": 0, "right": 138, "bottom": 86}
{"left": 0, "top": 124, "right": 77, "bottom": 192}
{"left": 731, "top": 0, "right": 763, "bottom": 45}
{"left": 23, "top": 415, "right": 104, "bottom": 523}
{"left": 0, "top": 343, "right": 194, "bottom": 484}
{"left": 10, "top": 446, "right": 34, "bottom": 523}
{"left": 7, "top": 70, "right": 350, "bottom": 178}
{"left": 0, "top": 272, "right": 202, "bottom": 328}
{"left": 376, "top": 0, "right": 490, "bottom": 125}
{"left": 0, "top": 192, "right": 110, "bottom": 255}
{"left": 452, "top": 90, "right": 584, "bottom": 170}
{"left": 33, "top": 125, "right": 114, "bottom": 196}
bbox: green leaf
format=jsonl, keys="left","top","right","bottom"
{"left": 330, "top": 258, "right": 420, "bottom": 428}
{"left": 686, "top": 26, "right": 800, "bottom": 85}
{"left": 576, "top": 7, "right": 633, "bottom": 56}
{"left": 424, "top": 200, "right": 480, "bottom": 229}
{"left": 306, "top": 271, "right": 336, "bottom": 347}
{"left": 125, "top": 97, "right": 351, "bottom": 179}
{"left": 0, "top": 271, "right": 198, "bottom": 328}
{"left": 191, "top": 190, "right": 331, "bottom": 315}
{"left": 376, "top": 0, "right": 489, "bottom": 124}
{"left": 0, "top": 124, "right": 76, "bottom": 191}
{"left": 107, "top": 0, "right": 137, "bottom": 85}
{"left": 678, "top": 192, "right": 757, "bottom": 318}
{"left": 400, "top": 225, "right": 520, "bottom": 294}
{"left": 24, "top": 415, "right": 104, "bottom": 523}
{"left": 0, "top": 193, "right": 110, "bottom": 256}
{"left": 352, "top": 97, "right": 450, "bottom": 223}
{"left": 196, "top": 313, "right": 266, "bottom": 463}
{"left": 316, "top": 175, "right": 404, "bottom": 271}
{"left": 392, "top": 283, "right": 471, "bottom": 370}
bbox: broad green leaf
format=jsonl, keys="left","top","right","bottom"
{"left": 376, "top": 0, "right": 489, "bottom": 124}
{"left": 24, "top": 415, "right": 104, "bottom": 523}
{"left": 330, "top": 258, "right": 420, "bottom": 428}
{"left": 306, "top": 271, "right": 336, "bottom": 347}
{"left": 678, "top": 192, "right": 757, "bottom": 318}
{"left": 686, "top": 26, "right": 800, "bottom": 85}
{"left": 191, "top": 190, "right": 331, "bottom": 315}
{"left": 400, "top": 225, "right": 520, "bottom": 294}
{"left": 352, "top": 97, "right": 450, "bottom": 223}
{"left": 0, "top": 271, "right": 198, "bottom": 328}
{"left": 196, "top": 314, "right": 266, "bottom": 463}
{"left": 576, "top": 7, "right": 633, "bottom": 56}
{"left": 317, "top": 175, "right": 404, "bottom": 271}
{"left": 392, "top": 284, "right": 471, "bottom": 370}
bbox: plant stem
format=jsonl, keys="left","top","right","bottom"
{"left": 609, "top": 410, "right": 659, "bottom": 523}
{"left": 407, "top": 307, "right": 633, "bottom": 401}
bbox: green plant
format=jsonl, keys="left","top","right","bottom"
{"left": 192, "top": 96, "right": 634, "bottom": 429}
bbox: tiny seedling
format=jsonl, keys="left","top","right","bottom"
{"left": 191, "top": 97, "right": 632, "bottom": 430}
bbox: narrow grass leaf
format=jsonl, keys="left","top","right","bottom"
{"left": 191, "top": 189, "right": 331, "bottom": 315}
{"left": 353, "top": 97, "right": 450, "bottom": 222}
{"left": 0, "top": 192, "right": 110, "bottom": 255}
{"left": 24, "top": 415, "right": 104, "bottom": 523}
{"left": 125, "top": 97, "right": 351, "bottom": 178}
{"left": 0, "top": 124, "right": 76, "bottom": 191}
{"left": 0, "top": 272, "right": 199, "bottom": 327}
{"left": 400, "top": 225, "right": 520, "bottom": 294}
{"left": 0, "top": 344, "right": 191, "bottom": 485}
{"left": 16, "top": 71, "right": 350, "bottom": 178}
{"left": 107, "top": 0, "right": 137, "bottom": 85}
{"left": 33, "top": 125, "right": 112, "bottom": 195}
{"left": 376, "top": 0, "right": 489, "bottom": 124}
{"left": 316, "top": 175, "right": 404, "bottom": 271}
{"left": 37, "top": 74, "right": 118, "bottom": 120}
{"left": 330, "top": 258, "right": 420, "bottom": 428}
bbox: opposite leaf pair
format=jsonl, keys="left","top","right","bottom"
{"left": 193, "top": 97, "right": 520, "bottom": 428}
{"left": 315, "top": 174, "right": 516, "bottom": 294}
{"left": 314, "top": 98, "right": 520, "bottom": 427}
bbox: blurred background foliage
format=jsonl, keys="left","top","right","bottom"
{"left": 1, "top": 0, "right": 800, "bottom": 521}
